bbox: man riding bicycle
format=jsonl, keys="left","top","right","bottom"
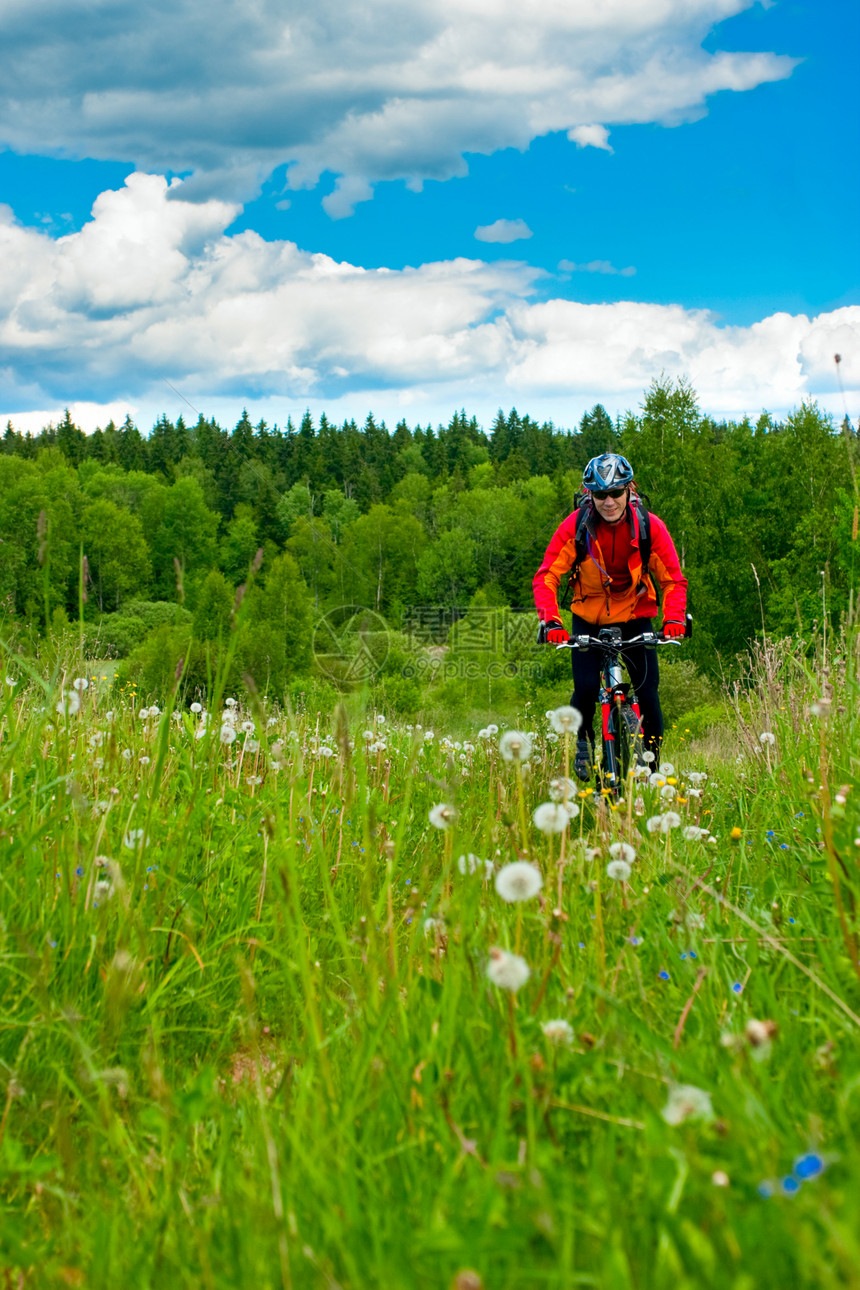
{"left": 533, "top": 452, "right": 687, "bottom": 777}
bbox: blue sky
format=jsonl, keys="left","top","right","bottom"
{"left": 0, "top": 0, "right": 857, "bottom": 432}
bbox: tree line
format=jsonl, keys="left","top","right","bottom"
{"left": 0, "top": 380, "right": 857, "bottom": 696}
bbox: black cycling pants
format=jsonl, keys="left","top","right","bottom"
{"left": 568, "top": 614, "right": 663, "bottom": 757}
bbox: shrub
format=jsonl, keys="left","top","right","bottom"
{"left": 83, "top": 615, "right": 149, "bottom": 660}
{"left": 115, "top": 623, "right": 192, "bottom": 697}
{"left": 122, "top": 600, "right": 192, "bottom": 631}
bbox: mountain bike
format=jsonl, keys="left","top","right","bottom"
{"left": 556, "top": 615, "right": 692, "bottom": 797}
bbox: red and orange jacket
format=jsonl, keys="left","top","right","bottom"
{"left": 533, "top": 503, "right": 687, "bottom": 627}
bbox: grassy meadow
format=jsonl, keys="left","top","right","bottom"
{"left": 0, "top": 632, "right": 859, "bottom": 1289}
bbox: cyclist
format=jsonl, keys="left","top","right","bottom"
{"left": 533, "top": 452, "right": 687, "bottom": 777}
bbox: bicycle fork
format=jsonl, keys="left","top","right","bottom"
{"left": 599, "top": 657, "right": 642, "bottom": 792}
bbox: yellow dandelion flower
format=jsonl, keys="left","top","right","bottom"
{"left": 730, "top": 826, "right": 742, "bottom": 840}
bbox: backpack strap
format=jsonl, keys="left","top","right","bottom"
{"left": 569, "top": 496, "right": 652, "bottom": 584}
{"left": 636, "top": 502, "right": 651, "bottom": 575}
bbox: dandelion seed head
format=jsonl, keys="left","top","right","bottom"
{"left": 429, "top": 802, "right": 457, "bottom": 829}
{"left": 72, "top": 677, "right": 89, "bottom": 692}
{"left": 220, "top": 725, "right": 237, "bottom": 745}
{"left": 759, "top": 731, "right": 776, "bottom": 745}
{"left": 532, "top": 801, "right": 569, "bottom": 834}
{"left": 642, "top": 751, "right": 655, "bottom": 763}
{"left": 549, "top": 705, "right": 582, "bottom": 735}
{"left": 609, "top": 841, "right": 636, "bottom": 863}
{"left": 606, "top": 859, "right": 632, "bottom": 881}
{"left": 661, "top": 1084, "right": 713, "bottom": 1126}
{"left": 499, "top": 730, "right": 532, "bottom": 762}
{"left": 495, "top": 861, "right": 542, "bottom": 903}
{"left": 458, "top": 853, "right": 494, "bottom": 879}
{"left": 190, "top": 702, "right": 202, "bottom": 714}
{"left": 683, "top": 826, "right": 708, "bottom": 842}
{"left": 540, "top": 1019, "right": 574, "bottom": 1045}
{"left": 486, "top": 947, "right": 530, "bottom": 992}
{"left": 57, "top": 691, "right": 81, "bottom": 717}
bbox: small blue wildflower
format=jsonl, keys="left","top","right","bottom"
{"left": 757, "top": 1180, "right": 775, "bottom": 1199}
{"left": 794, "top": 1153, "right": 824, "bottom": 1180}
{"left": 578, "top": 942, "right": 585, "bottom": 949}
{"left": 795, "top": 812, "right": 804, "bottom": 818}
{"left": 49, "top": 940, "right": 57, "bottom": 948}
{"left": 747, "top": 840, "right": 753, "bottom": 847}
{"left": 732, "top": 982, "right": 743, "bottom": 993}
{"left": 789, "top": 917, "right": 796, "bottom": 924}
{"left": 406, "top": 918, "right": 412, "bottom": 924}
{"left": 766, "top": 830, "right": 775, "bottom": 838}
{"left": 680, "top": 953, "right": 687, "bottom": 960}
{"left": 689, "top": 951, "right": 697, "bottom": 959}
{"left": 659, "top": 970, "right": 670, "bottom": 981}
{"left": 780, "top": 843, "right": 789, "bottom": 850}
{"left": 405, "top": 879, "right": 411, "bottom": 884}
{"left": 360, "top": 847, "right": 365, "bottom": 853}
{"left": 780, "top": 1176, "right": 801, "bottom": 1196}
{"left": 75, "top": 866, "right": 84, "bottom": 877}
{"left": 628, "top": 936, "right": 641, "bottom": 946}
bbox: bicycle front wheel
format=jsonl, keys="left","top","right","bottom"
{"left": 609, "top": 701, "right": 644, "bottom": 789}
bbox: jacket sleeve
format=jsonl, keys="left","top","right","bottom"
{"left": 533, "top": 512, "right": 579, "bottom": 622}
{"left": 648, "top": 514, "right": 687, "bottom": 623}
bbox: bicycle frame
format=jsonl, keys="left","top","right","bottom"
{"left": 555, "top": 615, "right": 692, "bottom": 793}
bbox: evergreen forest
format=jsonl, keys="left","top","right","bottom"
{"left": 1, "top": 377, "right": 856, "bottom": 717}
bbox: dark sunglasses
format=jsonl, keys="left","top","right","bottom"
{"left": 591, "top": 488, "right": 627, "bottom": 500}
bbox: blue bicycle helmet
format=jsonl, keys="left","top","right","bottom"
{"left": 582, "top": 453, "right": 634, "bottom": 492}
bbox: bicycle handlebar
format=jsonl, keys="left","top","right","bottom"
{"left": 552, "top": 612, "right": 693, "bottom": 652}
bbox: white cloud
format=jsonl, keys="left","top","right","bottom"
{"left": 1, "top": 175, "right": 857, "bottom": 429}
{"left": 0, "top": 1, "right": 797, "bottom": 207}
{"left": 475, "top": 219, "right": 533, "bottom": 244}
{"left": 568, "top": 124, "right": 613, "bottom": 152}
{"left": 559, "top": 259, "right": 636, "bottom": 277}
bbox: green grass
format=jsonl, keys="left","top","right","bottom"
{"left": 0, "top": 635, "right": 858, "bottom": 1290}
